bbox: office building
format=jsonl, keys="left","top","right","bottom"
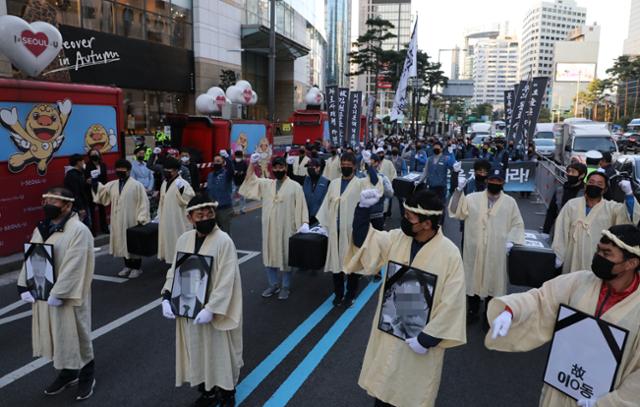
{"left": 624, "top": 0, "right": 640, "bottom": 55}
{"left": 472, "top": 33, "right": 519, "bottom": 108}
{"left": 326, "top": 0, "right": 350, "bottom": 87}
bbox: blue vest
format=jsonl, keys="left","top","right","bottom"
{"left": 303, "top": 176, "right": 329, "bottom": 218}
{"left": 426, "top": 155, "right": 449, "bottom": 188}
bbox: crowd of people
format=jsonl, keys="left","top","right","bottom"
{"left": 15, "top": 131, "right": 640, "bottom": 407}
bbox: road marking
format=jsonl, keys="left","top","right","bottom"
{"left": 0, "top": 300, "right": 26, "bottom": 317}
{"left": 236, "top": 294, "right": 335, "bottom": 404}
{"left": 263, "top": 280, "right": 381, "bottom": 407}
{"left": 0, "top": 310, "right": 31, "bottom": 326}
{"left": 0, "top": 248, "right": 261, "bottom": 389}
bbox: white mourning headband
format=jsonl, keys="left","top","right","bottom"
{"left": 601, "top": 229, "right": 640, "bottom": 257}
{"left": 403, "top": 202, "right": 444, "bottom": 216}
{"left": 187, "top": 201, "right": 219, "bottom": 212}
{"left": 42, "top": 193, "right": 75, "bottom": 202}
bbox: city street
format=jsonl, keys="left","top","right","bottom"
{"left": 0, "top": 194, "right": 549, "bottom": 407}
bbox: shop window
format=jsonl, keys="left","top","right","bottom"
{"left": 115, "top": 3, "right": 145, "bottom": 40}
{"left": 82, "top": 0, "right": 116, "bottom": 33}
{"left": 145, "top": 12, "right": 171, "bottom": 45}
{"left": 56, "top": 0, "right": 82, "bottom": 27}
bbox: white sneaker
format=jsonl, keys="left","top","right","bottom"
{"left": 117, "top": 267, "right": 131, "bottom": 277}
{"left": 128, "top": 269, "right": 143, "bottom": 279}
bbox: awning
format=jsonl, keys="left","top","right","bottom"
{"left": 241, "top": 24, "right": 310, "bottom": 60}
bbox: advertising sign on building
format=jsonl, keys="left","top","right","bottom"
{"left": 555, "top": 63, "right": 596, "bottom": 83}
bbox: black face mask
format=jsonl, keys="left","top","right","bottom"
{"left": 164, "top": 170, "right": 175, "bottom": 180}
{"left": 116, "top": 171, "right": 128, "bottom": 180}
{"left": 591, "top": 253, "right": 621, "bottom": 281}
{"left": 482, "top": 148, "right": 489, "bottom": 152}
{"left": 195, "top": 218, "right": 217, "bottom": 235}
{"left": 341, "top": 166, "right": 354, "bottom": 177}
{"left": 475, "top": 175, "right": 487, "bottom": 184}
{"left": 307, "top": 168, "right": 320, "bottom": 179}
{"left": 377, "top": 154, "right": 385, "bottom": 161}
{"left": 567, "top": 175, "right": 580, "bottom": 185}
{"left": 487, "top": 183, "right": 503, "bottom": 194}
{"left": 90, "top": 156, "right": 99, "bottom": 162}
{"left": 136, "top": 155, "right": 145, "bottom": 162}
{"left": 331, "top": 150, "right": 337, "bottom": 156}
{"left": 213, "top": 163, "right": 223, "bottom": 171}
{"left": 433, "top": 148, "right": 442, "bottom": 155}
{"left": 585, "top": 185, "right": 604, "bottom": 198}
{"left": 392, "top": 150, "right": 399, "bottom": 156}
{"left": 273, "top": 170, "right": 286, "bottom": 180}
{"left": 43, "top": 204, "right": 62, "bottom": 220}
{"left": 401, "top": 218, "right": 419, "bottom": 237}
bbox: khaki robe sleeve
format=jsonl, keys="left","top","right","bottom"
{"left": 161, "top": 234, "right": 186, "bottom": 294}
{"left": 344, "top": 226, "right": 394, "bottom": 275}
{"left": 294, "top": 184, "right": 309, "bottom": 228}
{"left": 597, "top": 361, "right": 640, "bottom": 407}
{"left": 552, "top": 202, "right": 571, "bottom": 259}
{"left": 49, "top": 227, "right": 93, "bottom": 301}
{"left": 448, "top": 191, "right": 469, "bottom": 220}
{"left": 612, "top": 197, "right": 640, "bottom": 225}
{"left": 175, "top": 181, "right": 195, "bottom": 207}
{"left": 92, "top": 182, "right": 112, "bottom": 206}
{"left": 136, "top": 184, "right": 151, "bottom": 225}
{"left": 238, "top": 170, "right": 264, "bottom": 200}
{"left": 206, "top": 236, "right": 242, "bottom": 331}
{"left": 507, "top": 202, "right": 525, "bottom": 245}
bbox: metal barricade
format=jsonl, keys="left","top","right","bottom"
{"left": 535, "top": 155, "right": 567, "bottom": 208}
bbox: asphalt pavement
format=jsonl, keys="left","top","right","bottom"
{"left": 0, "top": 192, "right": 549, "bottom": 407}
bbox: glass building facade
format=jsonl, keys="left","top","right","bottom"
{"left": 325, "top": 0, "right": 350, "bottom": 87}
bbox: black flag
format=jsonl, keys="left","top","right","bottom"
{"left": 337, "top": 88, "right": 349, "bottom": 146}
{"left": 325, "top": 86, "right": 339, "bottom": 146}
{"left": 504, "top": 90, "right": 515, "bottom": 131}
{"left": 522, "top": 77, "right": 550, "bottom": 143}
{"left": 347, "top": 91, "right": 363, "bottom": 147}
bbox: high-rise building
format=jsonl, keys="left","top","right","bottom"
{"left": 461, "top": 24, "right": 501, "bottom": 80}
{"left": 326, "top": 0, "right": 350, "bottom": 87}
{"left": 519, "top": 0, "right": 587, "bottom": 105}
{"left": 623, "top": 0, "right": 640, "bottom": 55}
{"left": 472, "top": 34, "right": 519, "bottom": 108}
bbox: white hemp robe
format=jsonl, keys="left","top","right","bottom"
{"left": 449, "top": 190, "right": 525, "bottom": 297}
{"left": 322, "top": 155, "right": 342, "bottom": 181}
{"left": 18, "top": 213, "right": 94, "bottom": 370}
{"left": 292, "top": 155, "right": 310, "bottom": 177}
{"left": 379, "top": 158, "right": 398, "bottom": 182}
{"left": 158, "top": 177, "right": 195, "bottom": 263}
{"left": 92, "top": 177, "right": 150, "bottom": 258}
{"left": 344, "top": 228, "right": 467, "bottom": 407}
{"left": 162, "top": 228, "right": 243, "bottom": 391}
{"left": 239, "top": 173, "right": 308, "bottom": 271}
{"left": 485, "top": 271, "right": 640, "bottom": 407}
{"left": 552, "top": 197, "right": 640, "bottom": 274}
{"left": 316, "top": 175, "right": 381, "bottom": 273}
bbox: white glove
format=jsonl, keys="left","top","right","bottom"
{"left": 219, "top": 149, "right": 229, "bottom": 158}
{"left": 362, "top": 150, "right": 372, "bottom": 164}
{"left": 619, "top": 180, "right": 633, "bottom": 196}
{"left": 250, "top": 153, "right": 261, "bottom": 164}
{"left": 360, "top": 188, "right": 381, "bottom": 208}
{"left": 286, "top": 146, "right": 291, "bottom": 153}
{"left": 453, "top": 161, "right": 462, "bottom": 172}
{"left": 555, "top": 256, "right": 563, "bottom": 269}
{"left": 0, "top": 107, "right": 18, "bottom": 125}
{"left": 405, "top": 337, "right": 428, "bottom": 355}
{"left": 161, "top": 300, "right": 175, "bottom": 320}
{"left": 297, "top": 223, "right": 310, "bottom": 234}
{"left": 175, "top": 178, "right": 187, "bottom": 189}
{"left": 194, "top": 308, "right": 214, "bottom": 325}
{"left": 577, "top": 399, "right": 597, "bottom": 407}
{"left": 491, "top": 310, "right": 513, "bottom": 339}
{"left": 336, "top": 148, "right": 342, "bottom": 155}
{"left": 90, "top": 169, "right": 100, "bottom": 179}
{"left": 286, "top": 156, "right": 296, "bottom": 165}
{"left": 153, "top": 147, "right": 162, "bottom": 155}
{"left": 20, "top": 291, "right": 35, "bottom": 304}
{"left": 57, "top": 99, "right": 72, "bottom": 115}
{"left": 457, "top": 175, "right": 467, "bottom": 191}
{"left": 47, "top": 296, "right": 63, "bottom": 307}
{"left": 505, "top": 241, "right": 513, "bottom": 254}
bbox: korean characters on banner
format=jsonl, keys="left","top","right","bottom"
{"left": 347, "top": 91, "right": 363, "bottom": 148}
{"left": 504, "top": 90, "right": 514, "bottom": 131}
{"left": 522, "top": 77, "right": 550, "bottom": 142}
{"left": 509, "top": 80, "right": 528, "bottom": 144}
{"left": 337, "top": 88, "right": 349, "bottom": 146}
{"left": 366, "top": 94, "right": 376, "bottom": 145}
{"left": 325, "top": 86, "right": 339, "bottom": 147}
{"left": 459, "top": 159, "right": 536, "bottom": 192}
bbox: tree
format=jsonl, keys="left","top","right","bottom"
{"left": 606, "top": 56, "right": 640, "bottom": 118}
{"left": 472, "top": 103, "right": 493, "bottom": 118}
{"left": 538, "top": 107, "right": 551, "bottom": 123}
{"left": 219, "top": 69, "right": 237, "bottom": 91}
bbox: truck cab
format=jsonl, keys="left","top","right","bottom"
{"left": 558, "top": 121, "right": 618, "bottom": 165}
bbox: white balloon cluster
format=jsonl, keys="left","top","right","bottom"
{"left": 304, "top": 87, "right": 324, "bottom": 106}
{"left": 226, "top": 80, "right": 258, "bottom": 105}
{"left": 195, "top": 86, "right": 230, "bottom": 115}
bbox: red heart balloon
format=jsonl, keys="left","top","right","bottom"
{"left": 20, "top": 30, "right": 49, "bottom": 57}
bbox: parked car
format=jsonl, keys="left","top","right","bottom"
{"left": 534, "top": 138, "right": 555, "bottom": 158}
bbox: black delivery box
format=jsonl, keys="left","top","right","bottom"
{"left": 288, "top": 232, "right": 328, "bottom": 270}
{"left": 126, "top": 223, "right": 159, "bottom": 257}
{"left": 392, "top": 172, "right": 422, "bottom": 199}
{"left": 508, "top": 230, "right": 559, "bottom": 288}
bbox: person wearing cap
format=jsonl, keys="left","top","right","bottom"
{"left": 486, "top": 224, "right": 640, "bottom": 407}
{"left": 158, "top": 157, "right": 196, "bottom": 264}
{"left": 17, "top": 187, "right": 96, "bottom": 400}
{"left": 239, "top": 155, "right": 308, "bottom": 300}
{"left": 491, "top": 138, "right": 509, "bottom": 173}
{"left": 584, "top": 150, "right": 603, "bottom": 177}
{"left": 90, "top": 159, "right": 150, "bottom": 278}
{"left": 206, "top": 150, "right": 235, "bottom": 234}
{"left": 542, "top": 162, "right": 587, "bottom": 234}
{"left": 131, "top": 145, "right": 155, "bottom": 193}
{"left": 316, "top": 152, "right": 382, "bottom": 307}
{"left": 449, "top": 168, "right": 525, "bottom": 327}
{"left": 375, "top": 147, "right": 397, "bottom": 183}
{"left": 343, "top": 189, "right": 466, "bottom": 407}
{"left": 552, "top": 171, "right": 640, "bottom": 274}
{"left": 322, "top": 145, "right": 342, "bottom": 181}
{"left": 161, "top": 195, "right": 242, "bottom": 407}
{"left": 416, "top": 140, "right": 462, "bottom": 204}
{"left": 286, "top": 156, "right": 329, "bottom": 225}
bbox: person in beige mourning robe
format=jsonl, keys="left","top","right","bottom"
{"left": 161, "top": 195, "right": 243, "bottom": 407}
{"left": 158, "top": 157, "right": 196, "bottom": 263}
{"left": 90, "top": 158, "right": 150, "bottom": 278}
{"left": 239, "top": 155, "right": 308, "bottom": 300}
{"left": 343, "top": 189, "right": 466, "bottom": 407}
{"left": 487, "top": 224, "right": 640, "bottom": 407}
{"left": 322, "top": 146, "right": 342, "bottom": 181}
{"left": 18, "top": 187, "right": 96, "bottom": 401}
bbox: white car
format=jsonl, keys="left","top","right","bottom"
{"left": 534, "top": 138, "right": 555, "bottom": 158}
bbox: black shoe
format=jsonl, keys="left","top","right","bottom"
{"left": 194, "top": 390, "right": 218, "bottom": 407}
{"left": 217, "top": 388, "right": 236, "bottom": 407}
{"left": 343, "top": 297, "right": 355, "bottom": 308}
{"left": 75, "top": 379, "right": 95, "bottom": 401}
{"left": 332, "top": 296, "right": 343, "bottom": 307}
{"left": 44, "top": 371, "right": 78, "bottom": 395}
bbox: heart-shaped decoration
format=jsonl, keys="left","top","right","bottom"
{"left": 0, "top": 15, "right": 62, "bottom": 77}
{"left": 215, "top": 95, "right": 227, "bottom": 107}
{"left": 242, "top": 88, "right": 252, "bottom": 104}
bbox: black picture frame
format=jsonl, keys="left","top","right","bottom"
{"left": 170, "top": 252, "right": 213, "bottom": 319}
{"left": 542, "top": 304, "right": 629, "bottom": 401}
{"left": 377, "top": 260, "right": 437, "bottom": 341}
{"left": 23, "top": 243, "right": 55, "bottom": 301}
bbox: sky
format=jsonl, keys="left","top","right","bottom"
{"left": 385, "top": 0, "right": 632, "bottom": 79}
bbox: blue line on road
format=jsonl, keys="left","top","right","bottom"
{"left": 263, "top": 280, "right": 381, "bottom": 407}
{"left": 236, "top": 294, "right": 335, "bottom": 405}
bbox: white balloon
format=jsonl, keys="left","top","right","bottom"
{"left": 196, "top": 94, "right": 216, "bottom": 114}
{"left": 0, "top": 16, "right": 63, "bottom": 77}
{"left": 304, "top": 87, "right": 324, "bottom": 105}
{"left": 249, "top": 91, "right": 258, "bottom": 105}
{"left": 226, "top": 85, "right": 243, "bottom": 104}
{"left": 206, "top": 86, "right": 225, "bottom": 97}
{"left": 235, "top": 80, "right": 252, "bottom": 92}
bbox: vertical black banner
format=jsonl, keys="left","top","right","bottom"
{"left": 522, "top": 77, "right": 550, "bottom": 143}
{"left": 325, "top": 86, "right": 339, "bottom": 146}
{"left": 337, "top": 88, "right": 350, "bottom": 146}
{"left": 504, "top": 90, "right": 514, "bottom": 131}
{"left": 509, "top": 80, "right": 529, "bottom": 144}
{"left": 366, "top": 94, "right": 376, "bottom": 145}
{"left": 347, "top": 91, "right": 363, "bottom": 147}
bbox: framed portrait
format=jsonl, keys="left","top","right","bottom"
{"left": 23, "top": 243, "right": 55, "bottom": 301}
{"left": 543, "top": 304, "right": 628, "bottom": 401}
{"left": 170, "top": 252, "right": 213, "bottom": 319}
{"left": 377, "top": 261, "right": 438, "bottom": 341}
